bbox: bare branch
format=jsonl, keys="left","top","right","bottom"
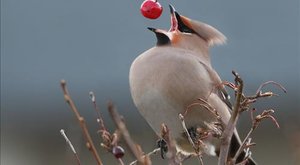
{"left": 129, "top": 148, "right": 161, "bottom": 165}
{"left": 89, "top": 91, "right": 106, "bottom": 131}
{"left": 117, "top": 158, "right": 125, "bottom": 165}
{"left": 107, "top": 102, "right": 146, "bottom": 164}
{"left": 231, "top": 128, "right": 255, "bottom": 163}
{"left": 179, "top": 114, "right": 204, "bottom": 165}
{"left": 183, "top": 98, "right": 221, "bottom": 122}
{"left": 255, "top": 81, "right": 287, "bottom": 95}
{"left": 232, "top": 108, "right": 279, "bottom": 164}
{"left": 240, "top": 81, "right": 287, "bottom": 112}
{"left": 161, "top": 124, "right": 181, "bottom": 165}
{"left": 218, "top": 71, "right": 244, "bottom": 165}
{"left": 254, "top": 109, "right": 280, "bottom": 129}
{"left": 60, "top": 80, "right": 103, "bottom": 165}
{"left": 88, "top": 92, "right": 126, "bottom": 164}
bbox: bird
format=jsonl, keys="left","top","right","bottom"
{"left": 129, "top": 5, "right": 256, "bottom": 165}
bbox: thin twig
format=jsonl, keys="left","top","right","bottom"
{"left": 243, "top": 81, "right": 287, "bottom": 106}
{"left": 60, "top": 80, "right": 103, "bottom": 165}
{"left": 89, "top": 92, "right": 126, "bottom": 165}
{"left": 218, "top": 71, "right": 243, "bottom": 165}
{"left": 255, "top": 81, "right": 287, "bottom": 95}
{"left": 161, "top": 124, "right": 181, "bottom": 165}
{"left": 232, "top": 109, "right": 280, "bottom": 164}
{"left": 60, "top": 129, "right": 81, "bottom": 165}
{"left": 254, "top": 109, "right": 280, "bottom": 129}
{"left": 117, "top": 158, "right": 125, "bottom": 165}
{"left": 107, "top": 102, "right": 146, "bottom": 164}
{"left": 231, "top": 128, "right": 255, "bottom": 163}
{"left": 129, "top": 148, "right": 161, "bottom": 165}
{"left": 89, "top": 91, "right": 106, "bottom": 131}
{"left": 184, "top": 101, "right": 220, "bottom": 120}
{"left": 179, "top": 114, "right": 204, "bottom": 165}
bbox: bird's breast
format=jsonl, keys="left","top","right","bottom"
{"left": 130, "top": 47, "right": 212, "bottom": 107}
{"left": 129, "top": 46, "right": 218, "bottom": 153}
{"left": 129, "top": 47, "right": 212, "bottom": 125}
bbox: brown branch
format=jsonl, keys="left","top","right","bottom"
{"left": 117, "top": 158, "right": 125, "bottom": 165}
{"left": 160, "top": 124, "right": 181, "bottom": 165}
{"left": 89, "top": 92, "right": 126, "bottom": 164}
{"left": 60, "top": 80, "right": 103, "bottom": 165}
{"left": 79, "top": 122, "right": 102, "bottom": 159}
{"left": 107, "top": 102, "right": 147, "bottom": 165}
{"left": 255, "top": 81, "right": 287, "bottom": 95}
{"left": 218, "top": 71, "right": 244, "bottom": 165}
{"left": 89, "top": 91, "right": 107, "bottom": 131}
{"left": 254, "top": 109, "right": 280, "bottom": 129}
{"left": 231, "top": 128, "right": 255, "bottom": 164}
{"left": 184, "top": 98, "right": 221, "bottom": 120}
{"left": 239, "top": 81, "right": 287, "bottom": 112}
{"left": 129, "top": 148, "right": 161, "bottom": 165}
{"left": 179, "top": 114, "right": 204, "bottom": 165}
{"left": 232, "top": 108, "right": 280, "bottom": 164}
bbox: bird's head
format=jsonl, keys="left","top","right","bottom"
{"left": 148, "top": 5, "right": 226, "bottom": 52}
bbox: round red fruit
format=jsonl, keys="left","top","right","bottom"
{"left": 112, "top": 146, "right": 125, "bottom": 159}
{"left": 140, "top": 0, "right": 163, "bottom": 19}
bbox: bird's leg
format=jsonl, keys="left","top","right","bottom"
{"left": 156, "top": 139, "right": 168, "bottom": 159}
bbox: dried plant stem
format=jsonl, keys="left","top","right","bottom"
{"left": 185, "top": 102, "right": 220, "bottom": 119}
{"left": 161, "top": 124, "right": 181, "bottom": 165}
{"left": 60, "top": 129, "right": 81, "bottom": 165}
{"left": 107, "top": 102, "right": 146, "bottom": 164}
{"left": 89, "top": 92, "right": 106, "bottom": 131}
{"left": 179, "top": 114, "right": 204, "bottom": 165}
{"left": 255, "top": 81, "right": 287, "bottom": 94}
{"left": 231, "top": 127, "right": 255, "bottom": 164}
{"left": 89, "top": 92, "right": 126, "bottom": 165}
{"left": 218, "top": 71, "right": 243, "bottom": 165}
{"left": 129, "top": 148, "right": 161, "bottom": 165}
{"left": 60, "top": 80, "right": 103, "bottom": 165}
{"left": 117, "top": 158, "right": 125, "bottom": 165}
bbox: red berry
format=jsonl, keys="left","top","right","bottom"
{"left": 112, "top": 146, "right": 125, "bottom": 159}
{"left": 140, "top": 0, "right": 163, "bottom": 19}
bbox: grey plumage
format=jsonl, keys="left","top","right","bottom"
{"left": 129, "top": 6, "right": 256, "bottom": 165}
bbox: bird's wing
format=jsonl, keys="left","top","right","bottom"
{"left": 198, "top": 60, "right": 232, "bottom": 110}
{"left": 218, "top": 86, "right": 232, "bottom": 110}
{"left": 197, "top": 60, "right": 256, "bottom": 164}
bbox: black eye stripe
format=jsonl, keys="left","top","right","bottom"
{"left": 148, "top": 27, "right": 171, "bottom": 46}
{"left": 155, "top": 32, "right": 171, "bottom": 46}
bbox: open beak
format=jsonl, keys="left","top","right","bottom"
{"left": 168, "top": 5, "right": 196, "bottom": 34}
{"left": 169, "top": 4, "right": 178, "bottom": 32}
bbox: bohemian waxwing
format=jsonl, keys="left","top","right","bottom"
{"left": 129, "top": 5, "right": 256, "bottom": 165}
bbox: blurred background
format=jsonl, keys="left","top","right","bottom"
{"left": 1, "top": 0, "right": 299, "bottom": 164}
